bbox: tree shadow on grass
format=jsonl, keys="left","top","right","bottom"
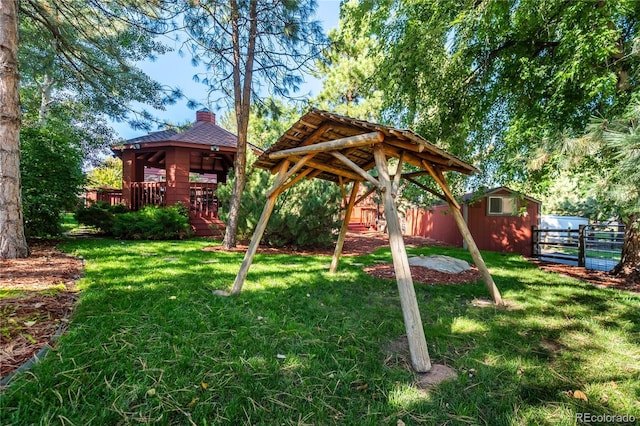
{"left": 3, "top": 239, "right": 639, "bottom": 425}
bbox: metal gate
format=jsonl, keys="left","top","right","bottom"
{"left": 532, "top": 223, "right": 624, "bottom": 271}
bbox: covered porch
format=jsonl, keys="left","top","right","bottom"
{"left": 112, "top": 109, "right": 237, "bottom": 236}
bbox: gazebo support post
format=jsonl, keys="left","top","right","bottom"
{"left": 373, "top": 146, "right": 432, "bottom": 373}
{"left": 423, "top": 163, "right": 504, "bottom": 306}
{"left": 447, "top": 200, "right": 504, "bottom": 306}
{"left": 330, "top": 181, "right": 360, "bottom": 273}
{"left": 230, "top": 160, "right": 290, "bottom": 295}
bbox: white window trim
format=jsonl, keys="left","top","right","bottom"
{"left": 487, "top": 195, "right": 517, "bottom": 216}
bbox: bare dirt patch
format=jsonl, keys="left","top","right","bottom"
{"left": 383, "top": 335, "right": 458, "bottom": 389}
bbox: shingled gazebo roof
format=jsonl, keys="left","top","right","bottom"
{"left": 254, "top": 108, "right": 478, "bottom": 182}
{"left": 117, "top": 109, "right": 239, "bottom": 152}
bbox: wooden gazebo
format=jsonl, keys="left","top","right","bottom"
{"left": 230, "top": 109, "right": 504, "bottom": 373}
{"left": 112, "top": 109, "right": 238, "bottom": 236}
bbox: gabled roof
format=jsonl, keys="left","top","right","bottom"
{"left": 254, "top": 108, "right": 477, "bottom": 183}
{"left": 462, "top": 186, "right": 541, "bottom": 204}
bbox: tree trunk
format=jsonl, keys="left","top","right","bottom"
{"left": 0, "top": 0, "right": 29, "bottom": 259}
{"left": 222, "top": 134, "right": 247, "bottom": 249}
{"left": 611, "top": 215, "right": 640, "bottom": 282}
{"left": 222, "top": 0, "right": 258, "bottom": 249}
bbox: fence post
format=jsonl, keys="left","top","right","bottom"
{"left": 578, "top": 225, "right": 586, "bottom": 267}
{"left": 531, "top": 225, "right": 538, "bottom": 257}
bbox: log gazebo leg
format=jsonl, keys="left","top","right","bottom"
{"left": 330, "top": 181, "right": 360, "bottom": 273}
{"left": 230, "top": 160, "right": 290, "bottom": 295}
{"left": 373, "top": 146, "right": 432, "bottom": 373}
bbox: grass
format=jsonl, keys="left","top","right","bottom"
{"left": 1, "top": 238, "right": 639, "bottom": 425}
{"left": 545, "top": 245, "right": 621, "bottom": 262}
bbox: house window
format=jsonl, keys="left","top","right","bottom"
{"left": 487, "top": 196, "right": 516, "bottom": 216}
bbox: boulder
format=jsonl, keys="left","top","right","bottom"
{"left": 408, "top": 254, "right": 472, "bottom": 273}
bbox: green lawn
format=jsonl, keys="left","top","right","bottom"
{"left": 1, "top": 238, "right": 639, "bottom": 425}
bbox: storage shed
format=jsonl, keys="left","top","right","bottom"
{"left": 405, "top": 187, "right": 541, "bottom": 256}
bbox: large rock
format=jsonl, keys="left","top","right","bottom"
{"left": 408, "top": 254, "right": 472, "bottom": 273}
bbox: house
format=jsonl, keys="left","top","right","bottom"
{"left": 405, "top": 187, "right": 541, "bottom": 256}
{"left": 111, "top": 109, "right": 258, "bottom": 237}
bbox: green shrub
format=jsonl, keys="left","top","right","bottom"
{"left": 74, "top": 201, "right": 120, "bottom": 233}
{"left": 112, "top": 204, "right": 192, "bottom": 240}
{"left": 218, "top": 164, "right": 341, "bottom": 249}
{"left": 23, "top": 194, "right": 65, "bottom": 237}
{"left": 21, "top": 125, "right": 85, "bottom": 238}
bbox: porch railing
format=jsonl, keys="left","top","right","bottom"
{"left": 131, "top": 182, "right": 166, "bottom": 210}
{"left": 190, "top": 182, "right": 218, "bottom": 217}
{"left": 129, "top": 181, "right": 219, "bottom": 218}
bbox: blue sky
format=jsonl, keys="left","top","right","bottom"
{"left": 115, "top": 0, "right": 341, "bottom": 140}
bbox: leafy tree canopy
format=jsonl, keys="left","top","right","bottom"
{"left": 312, "top": 0, "right": 384, "bottom": 121}
{"left": 21, "top": 120, "right": 85, "bottom": 237}
{"left": 87, "top": 157, "right": 123, "bottom": 189}
{"left": 347, "top": 0, "right": 640, "bottom": 188}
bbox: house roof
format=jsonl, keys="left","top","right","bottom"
{"left": 462, "top": 186, "right": 541, "bottom": 205}
{"left": 254, "top": 108, "right": 478, "bottom": 183}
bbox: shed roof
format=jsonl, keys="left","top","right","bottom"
{"left": 462, "top": 186, "right": 542, "bottom": 205}
{"left": 254, "top": 108, "right": 478, "bottom": 183}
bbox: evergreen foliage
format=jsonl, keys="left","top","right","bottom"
{"left": 111, "top": 204, "right": 192, "bottom": 240}
{"left": 75, "top": 203, "right": 191, "bottom": 240}
{"left": 74, "top": 202, "right": 124, "bottom": 233}
{"left": 218, "top": 163, "right": 342, "bottom": 249}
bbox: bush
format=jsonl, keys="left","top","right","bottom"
{"left": 23, "top": 194, "right": 65, "bottom": 237}
{"left": 218, "top": 164, "right": 342, "bottom": 249}
{"left": 21, "top": 125, "right": 85, "bottom": 238}
{"left": 111, "top": 204, "right": 192, "bottom": 240}
{"left": 74, "top": 201, "right": 121, "bottom": 233}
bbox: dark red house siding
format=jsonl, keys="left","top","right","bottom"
{"left": 404, "top": 188, "right": 540, "bottom": 257}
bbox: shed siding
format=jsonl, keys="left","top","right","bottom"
{"left": 404, "top": 189, "right": 539, "bottom": 256}
{"left": 466, "top": 196, "right": 538, "bottom": 256}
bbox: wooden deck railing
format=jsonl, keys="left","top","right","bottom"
{"left": 129, "top": 181, "right": 219, "bottom": 218}
{"left": 190, "top": 182, "right": 218, "bottom": 217}
{"left": 131, "top": 182, "right": 166, "bottom": 210}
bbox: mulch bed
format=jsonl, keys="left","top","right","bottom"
{"left": 1, "top": 241, "right": 82, "bottom": 382}
{"left": 2, "top": 232, "right": 637, "bottom": 382}
{"left": 529, "top": 259, "right": 640, "bottom": 292}
{"left": 364, "top": 263, "right": 482, "bottom": 285}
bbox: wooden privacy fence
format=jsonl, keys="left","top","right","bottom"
{"left": 532, "top": 224, "right": 624, "bottom": 268}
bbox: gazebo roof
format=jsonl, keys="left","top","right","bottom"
{"left": 254, "top": 108, "right": 478, "bottom": 183}
{"left": 120, "top": 109, "right": 238, "bottom": 151}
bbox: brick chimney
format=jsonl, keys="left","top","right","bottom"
{"left": 196, "top": 108, "right": 216, "bottom": 124}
